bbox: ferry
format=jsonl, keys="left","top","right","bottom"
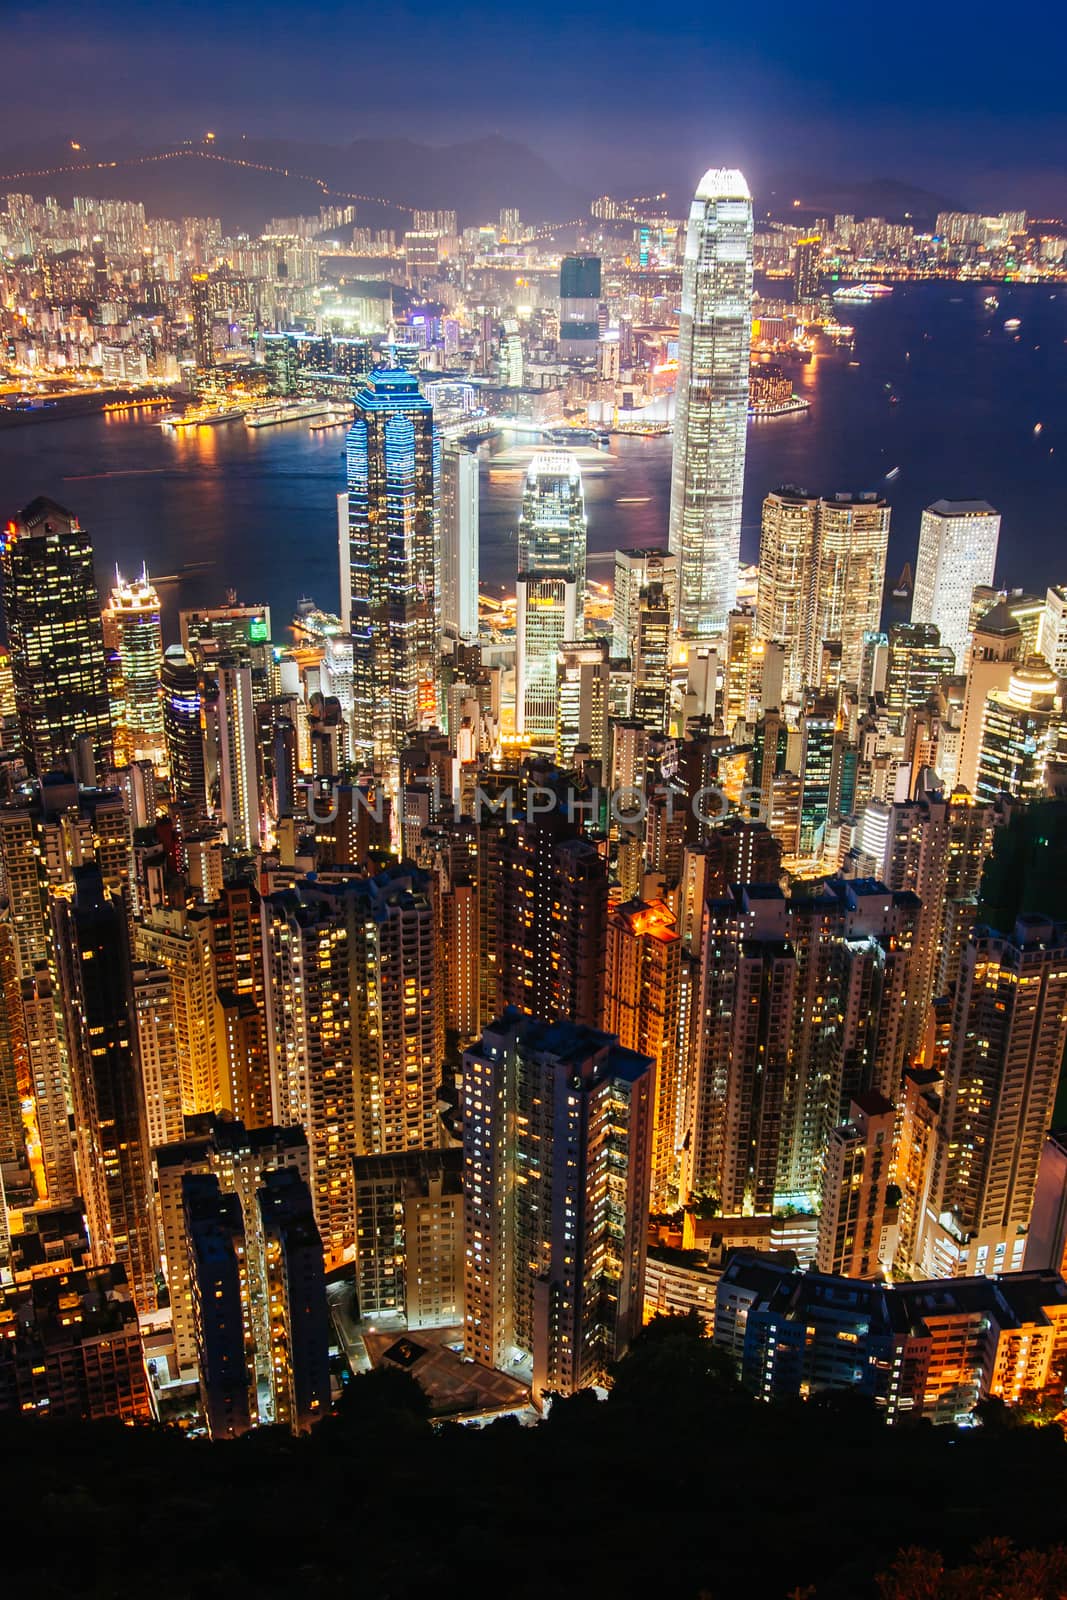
{"left": 292, "top": 598, "right": 343, "bottom": 641}
{"left": 885, "top": 466, "right": 901, "bottom": 482}
{"left": 309, "top": 409, "right": 354, "bottom": 431}
{"left": 1004, "top": 317, "right": 1022, "bottom": 331}
{"left": 246, "top": 400, "right": 344, "bottom": 429}
{"left": 164, "top": 404, "right": 246, "bottom": 429}
{"left": 984, "top": 294, "right": 999, "bottom": 311}
{"left": 832, "top": 282, "right": 895, "bottom": 304}
{"left": 543, "top": 426, "right": 611, "bottom": 447}
{"left": 748, "top": 396, "right": 811, "bottom": 419}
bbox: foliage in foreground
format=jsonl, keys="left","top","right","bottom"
{"left": 4, "top": 1313, "right": 1067, "bottom": 1599}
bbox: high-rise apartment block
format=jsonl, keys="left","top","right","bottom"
{"left": 1, "top": 498, "right": 112, "bottom": 780}
{"left": 911, "top": 499, "right": 1001, "bottom": 667}
{"left": 462, "top": 1011, "right": 654, "bottom": 1405}
{"left": 756, "top": 490, "right": 890, "bottom": 698}
{"left": 516, "top": 453, "right": 587, "bottom": 745}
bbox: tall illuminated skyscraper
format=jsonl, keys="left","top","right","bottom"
{"left": 794, "top": 234, "right": 822, "bottom": 304}
{"left": 911, "top": 499, "right": 1001, "bottom": 667}
{"left": 341, "top": 369, "right": 438, "bottom": 770}
{"left": 0, "top": 498, "right": 112, "bottom": 780}
{"left": 261, "top": 865, "right": 442, "bottom": 1268}
{"left": 669, "top": 169, "right": 754, "bottom": 637}
{"left": 515, "top": 452, "right": 587, "bottom": 744}
{"left": 921, "top": 916, "right": 1067, "bottom": 1278}
{"left": 439, "top": 442, "right": 479, "bottom": 644}
{"left": 756, "top": 490, "right": 890, "bottom": 698}
{"left": 216, "top": 663, "right": 260, "bottom": 853}
{"left": 102, "top": 566, "right": 166, "bottom": 769}
{"left": 462, "top": 1011, "right": 653, "bottom": 1404}
{"left": 52, "top": 865, "right": 159, "bottom": 1315}
{"left": 975, "top": 657, "right": 1067, "bottom": 804}
{"left": 161, "top": 645, "right": 206, "bottom": 821}
{"left": 558, "top": 254, "right": 602, "bottom": 361}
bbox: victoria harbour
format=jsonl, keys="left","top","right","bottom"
{"left": 2, "top": 279, "right": 1065, "bottom": 637}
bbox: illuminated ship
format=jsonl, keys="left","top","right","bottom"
{"left": 164, "top": 404, "right": 246, "bottom": 429}
{"left": 245, "top": 400, "right": 343, "bottom": 428}
{"left": 832, "top": 282, "right": 895, "bottom": 304}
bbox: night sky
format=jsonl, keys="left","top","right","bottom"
{"left": 5, "top": 0, "right": 1067, "bottom": 211}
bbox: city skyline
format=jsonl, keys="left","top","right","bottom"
{"left": 3, "top": 63, "right": 1067, "bottom": 1595}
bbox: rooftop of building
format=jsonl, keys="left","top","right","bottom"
{"left": 354, "top": 1146, "right": 464, "bottom": 1195}
{"left": 477, "top": 1008, "right": 654, "bottom": 1086}
{"left": 694, "top": 168, "right": 750, "bottom": 202}
{"left": 926, "top": 498, "right": 999, "bottom": 516}
{"left": 156, "top": 1113, "right": 308, "bottom": 1168}
{"left": 0, "top": 1264, "right": 139, "bottom": 1348}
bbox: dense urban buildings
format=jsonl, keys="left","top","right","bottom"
{"left": 1, "top": 139, "right": 1067, "bottom": 1511}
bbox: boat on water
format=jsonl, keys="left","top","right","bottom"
{"left": 832, "top": 282, "right": 894, "bottom": 304}
{"left": 1004, "top": 317, "right": 1022, "bottom": 331}
{"left": 984, "top": 294, "right": 1000, "bottom": 311}
{"left": 892, "top": 562, "right": 913, "bottom": 600}
{"left": 164, "top": 405, "right": 246, "bottom": 429}
{"left": 748, "top": 396, "right": 811, "bottom": 419}
{"left": 246, "top": 400, "right": 344, "bottom": 429}
{"left": 292, "top": 597, "right": 343, "bottom": 641}
{"left": 885, "top": 466, "right": 901, "bottom": 482}
{"left": 309, "top": 410, "right": 353, "bottom": 431}
{"left": 543, "top": 426, "right": 611, "bottom": 447}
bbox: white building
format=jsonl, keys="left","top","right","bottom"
{"left": 668, "top": 168, "right": 754, "bottom": 638}
{"left": 911, "top": 499, "right": 1001, "bottom": 668}
{"left": 440, "top": 444, "right": 479, "bottom": 643}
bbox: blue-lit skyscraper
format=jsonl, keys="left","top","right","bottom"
{"left": 340, "top": 369, "right": 439, "bottom": 770}
{"left": 668, "top": 169, "right": 754, "bottom": 638}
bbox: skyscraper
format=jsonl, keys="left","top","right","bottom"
{"left": 462, "top": 1010, "right": 653, "bottom": 1404}
{"left": 256, "top": 1166, "right": 330, "bottom": 1433}
{"left": 161, "top": 645, "right": 206, "bottom": 822}
{"left": 1, "top": 498, "right": 112, "bottom": 780}
{"left": 816, "top": 1091, "right": 896, "bottom": 1279}
{"left": 190, "top": 270, "right": 214, "bottom": 369}
{"left": 612, "top": 548, "right": 677, "bottom": 659}
{"left": 156, "top": 1116, "right": 310, "bottom": 1376}
{"left": 261, "top": 866, "right": 442, "bottom": 1267}
{"left": 555, "top": 638, "right": 609, "bottom": 765}
{"left": 921, "top": 916, "right": 1067, "bottom": 1278}
{"left": 515, "top": 453, "right": 587, "bottom": 744}
{"left": 102, "top": 567, "right": 166, "bottom": 770}
{"left": 439, "top": 443, "right": 479, "bottom": 645}
{"left": 216, "top": 663, "right": 261, "bottom": 853}
{"left": 669, "top": 169, "right": 754, "bottom": 637}
{"left": 52, "top": 865, "right": 159, "bottom": 1314}
{"left": 975, "top": 657, "right": 1067, "bottom": 805}
{"left": 603, "top": 898, "right": 683, "bottom": 1208}
{"left": 342, "top": 368, "right": 439, "bottom": 769}
{"left": 794, "top": 234, "right": 822, "bottom": 304}
{"left": 756, "top": 490, "right": 890, "bottom": 699}
{"left": 184, "top": 1173, "right": 256, "bottom": 1438}
{"left": 558, "top": 254, "right": 602, "bottom": 361}
{"left": 911, "top": 499, "right": 1001, "bottom": 667}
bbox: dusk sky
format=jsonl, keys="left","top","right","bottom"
{"left": 6, "top": 0, "right": 1067, "bottom": 210}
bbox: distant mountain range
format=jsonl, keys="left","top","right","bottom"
{"left": 0, "top": 134, "right": 961, "bottom": 233}
{"left": 0, "top": 133, "right": 588, "bottom": 231}
{"left": 753, "top": 173, "right": 959, "bottom": 227}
